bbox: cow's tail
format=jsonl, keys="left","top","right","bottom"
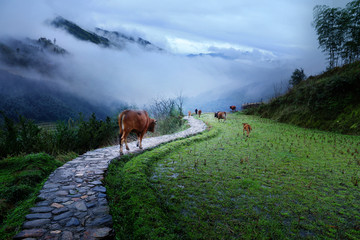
{"left": 118, "top": 112, "right": 125, "bottom": 144}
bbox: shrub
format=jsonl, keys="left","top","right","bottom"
{"left": 148, "top": 96, "right": 185, "bottom": 135}
{"left": 5, "top": 184, "right": 33, "bottom": 202}
{"left": 75, "top": 113, "right": 117, "bottom": 153}
{"left": 0, "top": 113, "right": 119, "bottom": 159}
{"left": 53, "top": 120, "right": 77, "bottom": 153}
{"left": 17, "top": 116, "right": 42, "bottom": 153}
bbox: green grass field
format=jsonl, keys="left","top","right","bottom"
{"left": 106, "top": 112, "right": 360, "bottom": 239}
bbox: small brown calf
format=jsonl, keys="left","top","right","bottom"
{"left": 216, "top": 111, "right": 226, "bottom": 122}
{"left": 242, "top": 123, "right": 252, "bottom": 137}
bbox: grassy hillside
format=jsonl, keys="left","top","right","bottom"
{"left": 106, "top": 113, "right": 360, "bottom": 239}
{"left": 245, "top": 61, "right": 360, "bottom": 135}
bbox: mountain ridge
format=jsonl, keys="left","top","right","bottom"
{"left": 51, "top": 16, "right": 162, "bottom": 51}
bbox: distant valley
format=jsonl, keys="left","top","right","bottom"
{"left": 0, "top": 16, "right": 267, "bottom": 122}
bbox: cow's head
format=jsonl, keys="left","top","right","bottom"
{"left": 148, "top": 118, "right": 156, "bottom": 132}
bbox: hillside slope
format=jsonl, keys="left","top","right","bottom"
{"left": 0, "top": 69, "right": 117, "bottom": 122}
{"left": 245, "top": 61, "right": 360, "bottom": 135}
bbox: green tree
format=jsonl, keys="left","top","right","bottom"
{"left": 289, "top": 68, "right": 306, "bottom": 87}
{"left": 313, "top": 6, "right": 346, "bottom": 68}
{"left": 345, "top": 0, "right": 360, "bottom": 62}
{"left": 0, "top": 112, "right": 18, "bottom": 158}
{"left": 313, "top": 0, "right": 360, "bottom": 68}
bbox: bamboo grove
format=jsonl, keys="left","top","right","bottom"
{"left": 313, "top": 0, "right": 360, "bottom": 69}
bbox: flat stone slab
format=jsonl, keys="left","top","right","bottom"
{"left": 14, "top": 116, "right": 206, "bottom": 239}
{"left": 23, "top": 219, "right": 51, "bottom": 229}
{"left": 13, "top": 229, "right": 47, "bottom": 239}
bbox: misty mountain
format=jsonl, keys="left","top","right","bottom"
{"left": 0, "top": 37, "right": 66, "bottom": 76}
{"left": 0, "top": 16, "right": 169, "bottom": 122}
{"left": 51, "top": 16, "right": 110, "bottom": 47}
{"left": 0, "top": 15, "right": 276, "bottom": 122}
{"left": 0, "top": 16, "right": 165, "bottom": 123}
{"left": 0, "top": 69, "right": 118, "bottom": 122}
{"left": 51, "top": 16, "right": 162, "bottom": 51}
{"left": 95, "top": 28, "right": 163, "bottom": 51}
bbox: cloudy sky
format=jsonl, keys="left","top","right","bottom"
{"left": 0, "top": 0, "right": 352, "bottom": 107}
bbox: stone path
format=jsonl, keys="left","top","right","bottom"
{"left": 14, "top": 116, "right": 206, "bottom": 240}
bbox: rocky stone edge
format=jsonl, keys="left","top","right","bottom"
{"left": 13, "top": 116, "right": 206, "bottom": 240}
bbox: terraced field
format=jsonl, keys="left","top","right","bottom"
{"left": 106, "top": 112, "right": 360, "bottom": 239}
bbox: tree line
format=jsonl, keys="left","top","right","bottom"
{"left": 313, "top": 0, "right": 360, "bottom": 69}
{"left": 0, "top": 95, "right": 185, "bottom": 160}
{"left": 0, "top": 112, "right": 117, "bottom": 159}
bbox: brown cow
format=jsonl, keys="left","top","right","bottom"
{"left": 216, "top": 111, "right": 226, "bottom": 122}
{"left": 188, "top": 111, "right": 192, "bottom": 117}
{"left": 230, "top": 105, "right": 236, "bottom": 111}
{"left": 118, "top": 110, "right": 156, "bottom": 155}
{"left": 198, "top": 109, "right": 202, "bottom": 117}
{"left": 242, "top": 123, "right": 252, "bottom": 137}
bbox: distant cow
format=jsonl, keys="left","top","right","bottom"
{"left": 230, "top": 105, "right": 236, "bottom": 111}
{"left": 188, "top": 111, "right": 191, "bottom": 117}
{"left": 118, "top": 110, "right": 156, "bottom": 155}
{"left": 195, "top": 109, "right": 198, "bottom": 115}
{"left": 242, "top": 123, "right": 252, "bottom": 137}
{"left": 216, "top": 111, "right": 227, "bottom": 122}
{"left": 198, "top": 109, "right": 202, "bottom": 117}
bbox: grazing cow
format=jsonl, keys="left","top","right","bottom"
{"left": 216, "top": 111, "right": 227, "bottom": 122}
{"left": 230, "top": 105, "right": 236, "bottom": 111}
{"left": 198, "top": 109, "right": 202, "bottom": 117}
{"left": 188, "top": 111, "right": 192, "bottom": 117}
{"left": 195, "top": 109, "right": 198, "bottom": 115}
{"left": 242, "top": 123, "right": 252, "bottom": 137}
{"left": 118, "top": 110, "right": 156, "bottom": 155}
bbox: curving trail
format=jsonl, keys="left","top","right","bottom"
{"left": 14, "top": 116, "right": 206, "bottom": 240}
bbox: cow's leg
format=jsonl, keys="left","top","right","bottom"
{"left": 119, "top": 133, "right": 124, "bottom": 155}
{"left": 138, "top": 133, "right": 145, "bottom": 149}
{"left": 136, "top": 133, "right": 141, "bottom": 148}
{"left": 121, "top": 131, "right": 130, "bottom": 151}
{"left": 124, "top": 133, "right": 130, "bottom": 150}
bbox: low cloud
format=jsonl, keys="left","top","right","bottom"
{"left": 0, "top": 0, "right": 340, "bottom": 110}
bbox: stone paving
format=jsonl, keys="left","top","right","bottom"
{"left": 14, "top": 116, "right": 206, "bottom": 240}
